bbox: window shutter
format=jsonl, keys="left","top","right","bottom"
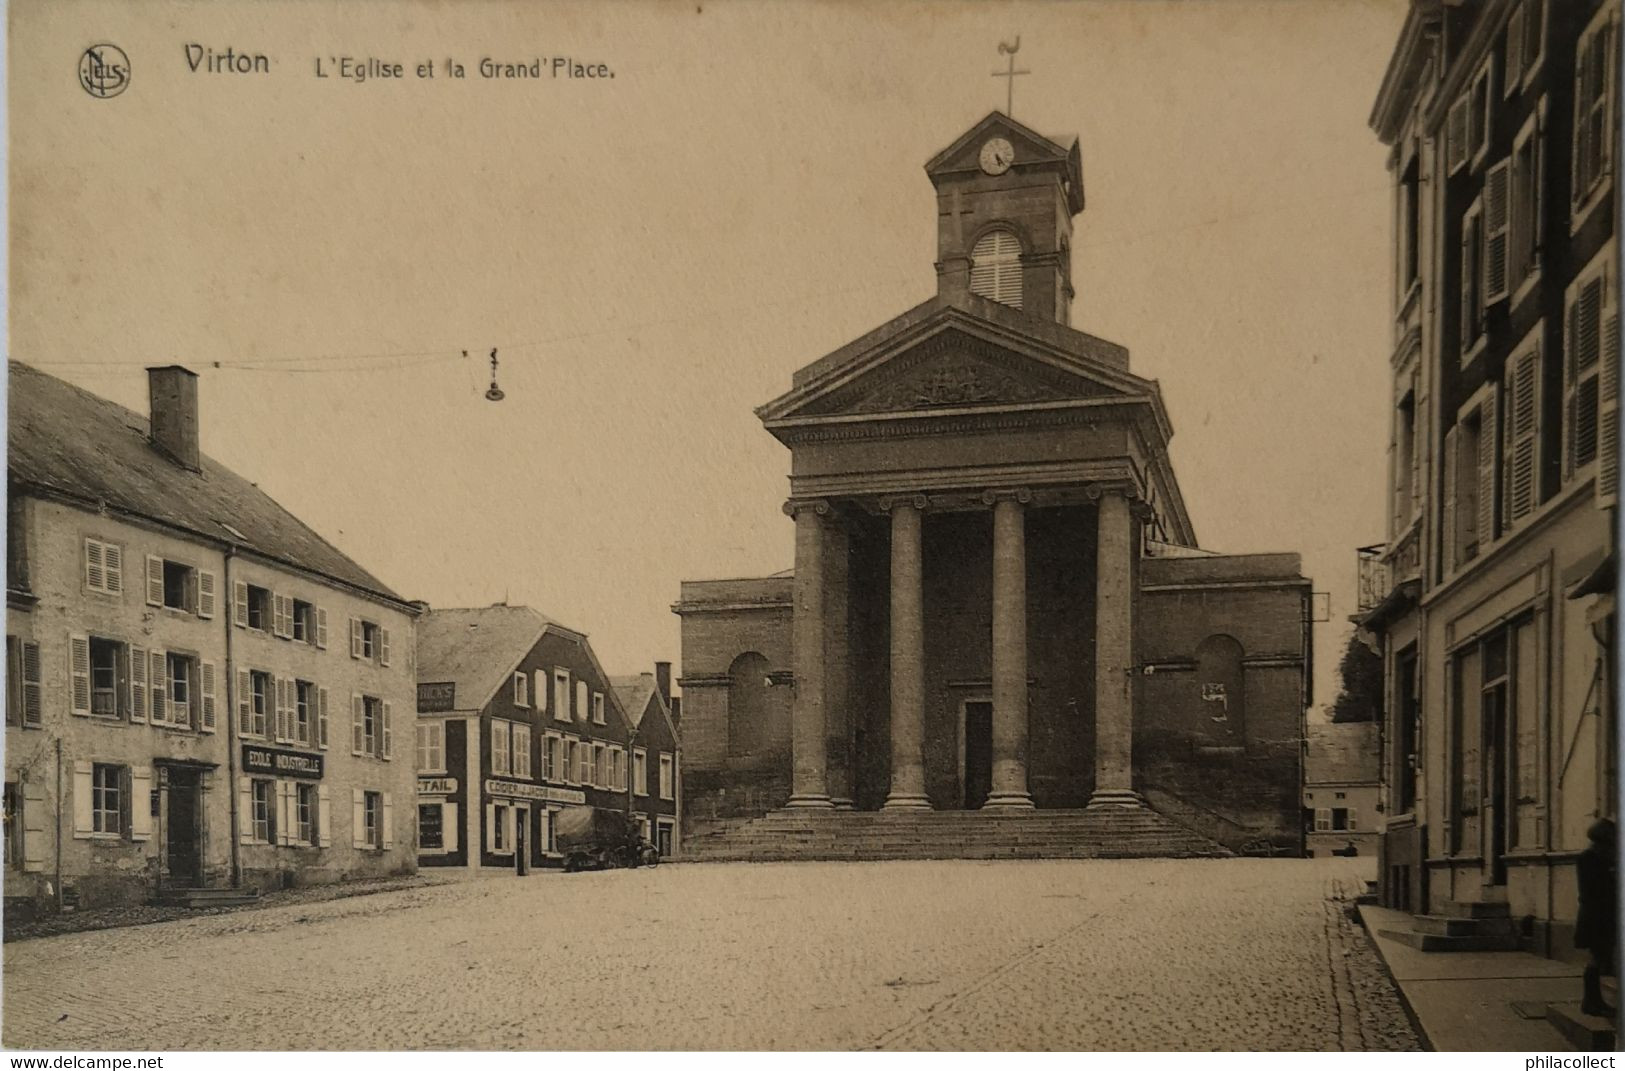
{"left": 317, "top": 784, "right": 332, "bottom": 847}
{"left": 1442, "top": 426, "right": 1459, "bottom": 574}
{"left": 1575, "top": 41, "right": 1592, "bottom": 207}
{"left": 1505, "top": 6, "right": 1525, "bottom": 95}
{"left": 21, "top": 781, "right": 46, "bottom": 871}
{"left": 350, "top": 618, "right": 363, "bottom": 659}
{"left": 238, "top": 776, "right": 255, "bottom": 845}
{"left": 1447, "top": 95, "right": 1470, "bottom": 173}
{"left": 271, "top": 594, "right": 284, "bottom": 638}
{"left": 129, "top": 767, "right": 153, "bottom": 841}
{"left": 145, "top": 555, "right": 164, "bottom": 607}
{"left": 318, "top": 687, "right": 330, "bottom": 750}
{"left": 73, "top": 761, "right": 94, "bottom": 836}
{"left": 351, "top": 695, "right": 364, "bottom": 755}
{"left": 1477, "top": 389, "right": 1500, "bottom": 549}
{"left": 485, "top": 802, "right": 496, "bottom": 853}
{"left": 200, "top": 661, "right": 217, "bottom": 733}
{"left": 352, "top": 788, "right": 366, "bottom": 849}
{"left": 197, "top": 571, "right": 216, "bottom": 619}
{"left": 443, "top": 801, "right": 459, "bottom": 853}
{"left": 1348, "top": 808, "right": 1359, "bottom": 831}
{"left": 1483, "top": 158, "right": 1511, "bottom": 304}
{"left": 1504, "top": 352, "right": 1542, "bottom": 526}
{"left": 1599, "top": 302, "right": 1620, "bottom": 508}
{"left": 236, "top": 669, "right": 251, "bottom": 733}
{"left": 103, "top": 542, "right": 122, "bottom": 593}
{"left": 382, "top": 793, "right": 395, "bottom": 850}
{"left": 273, "top": 677, "right": 287, "bottom": 742}
{"left": 21, "top": 642, "right": 42, "bottom": 727}
{"left": 315, "top": 607, "right": 328, "bottom": 650}
{"left": 147, "top": 651, "right": 166, "bottom": 723}
{"left": 69, "top": 634, "right": 91, "bottom": 716}
{"left": 380, "top": 628, "right": 392, "bottom": 668}
{"left": 382, "top": 701, "right": 394, "bottom": 760}
{"left": 1459, "top": 213, "right": 1475, "bottom": 353}
{"left": 1569, "top": 277, "right": 1605, "bottom": 474}
{"left": 276, "top": 781, "right": 292, "bottom": 847}
{"left": 84, "top": 539, "right": 104, "bottom": 592}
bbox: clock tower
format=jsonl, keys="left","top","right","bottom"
{"left": 925, "top": 112, "right": 1086, "bottom": 326}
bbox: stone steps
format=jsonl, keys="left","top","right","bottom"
{"left": 1376, "top": 899, "right": 1523, "bottom": 953}
{"left": 1546, "top": 1003, "right": 1616, "bottom": 1051}
{"left": 153, "top": 886, "right": 261, "bottom": 909}
{"left": 683, "top": 805, "right": 1231, "bottom": 862}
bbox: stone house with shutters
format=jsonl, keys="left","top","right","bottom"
{"left": 6, "top": 361, "right": 420, "bottom": 911}
{"left": 1361, "top": 0, "right": 1617, "bottom": 953}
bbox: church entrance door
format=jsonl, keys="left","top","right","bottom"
{"left": 963, "top": 701, "right": 993, "bottom": 809}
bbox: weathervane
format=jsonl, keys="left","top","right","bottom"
{"left": 993, "top": 37, "right": 1029, "bottom": 118}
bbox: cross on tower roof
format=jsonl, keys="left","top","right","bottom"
{"left": 993, "top": 37, "right": 1030, "bottom": 118}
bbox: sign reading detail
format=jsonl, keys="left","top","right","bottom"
{"left": 484, "top": 780, "right": 584, "bottom": 804}
{"left": 418, "top": 777, "right": 458, "bottom": 795}
{"left": 417, "top": 681, "right": 456, "bottom": 712}
{"left": 242, "top": 745, "right": 324, "bottom": 780}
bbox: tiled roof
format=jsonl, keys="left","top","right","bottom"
{"left": 416, "top": 605, "right": 555, "bottom": 713}
{"left": 8, "top": 361, "right": 404, "bottom": 602}
{"left": 1304, "top": 722, "right": 1380, "bottom": 786}
{"left": 609, "top": 674, "right": 658, "bottom": 728}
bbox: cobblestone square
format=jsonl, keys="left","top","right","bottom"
{"left": 3, "top": 857, "right": 1419, "bottom": 1051}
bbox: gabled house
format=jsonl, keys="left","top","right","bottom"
{"left": 610, "top": 664, "right": 682, "bottom": 857}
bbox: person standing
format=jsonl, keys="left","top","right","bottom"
{"left": 1576, "top": 817, "right": 1618, "bottom": 1017}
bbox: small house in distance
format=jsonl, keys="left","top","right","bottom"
{"left": 1303, "top": 721, "right": 1380, "bottom": 858}
{"left": 609, "top": 664, "right": 682, "bottom": 857}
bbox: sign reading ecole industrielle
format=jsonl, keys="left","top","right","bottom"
{"left": 242, "top": 745, "right": 324, "bottom": 780}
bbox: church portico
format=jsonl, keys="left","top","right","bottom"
{"left": 675, "top": 110, "right": 1313, "bottom": 857}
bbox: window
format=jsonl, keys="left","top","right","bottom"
{"left": 1400, "top": 155, "right": 1420, "bottom": 292}
{"left": 514, "top": 672, "right": 529, "bottom": 707}
{"left": 1509, "top": 108, "right": 1544, "bottom": 295}
{"left": 969, "top": 229, "right": 1023, "bottom": 308}
{"left": 1394, "top": 386, "right": 1418, "bottom": 531}
{"left": 160, "top": 559, "right": 195, "bottom": 612}
{"left": 250, "top": 779, "right": 275, "bottom": 843}
{"left": 1330, "top": 808, "right": 1355, "bottom": 832}
{"left": 576, "top": 680, "right": 589, "bottom": 722}
{"left": 166, "top": 653, "right": 194, "bottom": 729}
{"left": 363, "top": 791, "right": 382, "bottom": 849}
{"left": 1460, "top": 198, "right": 1485, "bottom": 354}
{"left": 554, "top": 671, "right": 571, "bottom": 722}
{"left": 1443, "top": 391, "right": 1497, "bottom": 571}
{"left": 419, "top": 803, "right": 444, "bottom": 851}
{"left": 1468, "top": 61, "right": 1492, "bottom": 167}
{"left": 89, "top": 637, "right": 121, "bottom": 718}
{"left": 417, "top": 722, "right": 445, "bottom": 772}
{"left": 92, "top": 764, "right": 122, "bottom": 835}
{"left": 1335, "top": 791, "right": 1347, "bottom": 801}
{"left": 634, "top": 748, "right": 648, "bottom": 797}
{"left": 6, "top": 637, "right": 41, "bottom": 728}
{"left": 3, "top": 783, "right": 17, "bottom": 869}
{"left": 245, "top": 584, "right": 272, "bottom": 630}
{"left": 534, "top": 670, "right": 547, "bottom": 715}
{"left": 543, "top": 734, "right": 560, "bottom": 781}
{"left": 574, "top": 739, "right": 591, "bottom": 784}
{"left": 1573, "top": 9, "right": 1616, "bottom": 214}
{"left": 612, "top": 748, "right": 626, "bottom": 792}
{"left": 491, "top": 802, "right": 509, "bottom": 853}
{"left": 1484, "top": 157, "right": 1511, "bottom": 305}
{"left": 491, "top": 720, "right": 511, "bottom": 776}
{"left": 1507, "top": 1, "right": 1546, "bottom": 93}
{"left": 659, "top": 753, "right": 674, "bottom": 801}
{"left": 294, "top": 680, "right": 315, "bottom": 746}
{"left": 348, "top": 618, "right": 390, "bottom": 665}
{"left": 352, "top": 695, "right": 391, "bottom": 759}
{"left": 247, "top": 671, "right": 271, "bottom": 736}
{"left": 1564, "top": 256, "right": 1617, "bottom": 486}
{"left": 592, "top": 692, "right": 605, "bottom": 725}
{"left": 656, "top": 820, "right": 674, "bottom": 858}
{"left": 294, "top": 783, "right": 316, "bottom": 846}
{"left": 513, "top": 724, "right": 532, "bottom": 779}
{"left": 1314, "top": 808, "right": 1331, "bottom": 833}
{"left": 83, "top": 538, "right": 123, "bottom": 595}
{"left": 593, "top": 744, "right": 608, "bottom": 788}
{"left": 291, "top": 599, "right": 316, "bottom": 644}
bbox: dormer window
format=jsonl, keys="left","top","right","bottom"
{"left": 969, "top": 229, "right": 1023, "bottom": 309}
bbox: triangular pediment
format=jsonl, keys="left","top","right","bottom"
{"left": 925, "top": 112, "right": 1071, "bottom": 176}
{"left": 795, "top": 326, "right": 1123, "bottom": 419}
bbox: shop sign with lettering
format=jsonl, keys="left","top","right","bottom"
{"left": 484, "top": 780, "right": 585, "bottom": 804}
{"left": 417, "top": 681, "right": 457, "bottom": 713}
{"left": 418, "top": 777, "right": 458, "bottom": 795}
{"left": 242, "top": 745, "right": 324, "bottom": 780}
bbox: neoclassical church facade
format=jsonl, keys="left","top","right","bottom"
{"left": 675, "top": 114, "right": 1315, "bottom": 852}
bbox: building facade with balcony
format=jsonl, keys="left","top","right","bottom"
{"left": 6, "top": 362, "right": 420, "bottom": 911}
{"left": 1364, "top": 0, "right": 1618, "bottom": 950}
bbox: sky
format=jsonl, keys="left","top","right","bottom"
{"left": 9, "top": 0, "right": 1407, "bottom": 707}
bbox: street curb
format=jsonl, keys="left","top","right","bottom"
{"left": 1355, "top": 902, "right": 1435, "bottom": 1052}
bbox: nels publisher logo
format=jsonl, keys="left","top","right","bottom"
{"left": 78, "top": 43, "right": 130, "bottom": 99}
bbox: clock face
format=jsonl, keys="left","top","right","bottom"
{"left": 979, "top": 137, "right": 1015, "bottom": 175}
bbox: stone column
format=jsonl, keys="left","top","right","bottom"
{"left": 824, "top": 519, "right": 854, "bottom": 810}
{"left": 985, "top": 490, "right": 1034, "bottom": 809}
{"left": 785, "top": 499, "right": 833, "bottom": 808}
{"left": 1088, "top": 488, "right": 1144, "bottom": 808}
{"left": 884, "top": 495, "right": 931, "bottom": 809}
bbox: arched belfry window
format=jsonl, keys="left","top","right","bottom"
{"left": 969, "top": 229, "right": 1023, "bottom": 309}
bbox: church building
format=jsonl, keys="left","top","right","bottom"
{"left": 675, "top": 113, "right": 1315, "bottom": 857}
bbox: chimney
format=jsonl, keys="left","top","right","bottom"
{"left": 654, "top": 661, "right": 672, "bottom": 704}
{"left": 147, "top": 366, "right": 201, "bottom": 472}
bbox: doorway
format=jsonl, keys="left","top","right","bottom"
{"left": 514, "top": 807, "right": 529, "bottom": 876}
{"left": 1481, "top": 634, "right": 1510, "bottom": 888}
{"left": 963, "top": 701, "right": 992, "bottom": 809}
{"left": 164, "top": 767, "right": 201, "bottom": 886}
